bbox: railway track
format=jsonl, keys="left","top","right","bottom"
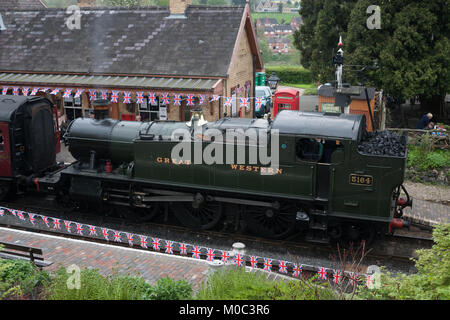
{"left": 0, "top": 195, "right": 434, "bottom": 281}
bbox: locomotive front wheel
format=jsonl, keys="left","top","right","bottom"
{"left": 244, "top": 203, "right": 297, "bottom": 239}
{"left": 171, "top": 200, "right": 223, "bottom": 230}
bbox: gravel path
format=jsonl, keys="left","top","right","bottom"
{"left": 403, "top": 181, "right": 450, "bottom": 205}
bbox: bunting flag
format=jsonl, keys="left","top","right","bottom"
{"left": 179, "top": 243, "right": 187, "bottom": 255}
{"left": 263, "top": 258, "right": 272, "bottom": 272}
{"left": 102, "top": 228, "right": 110, "bottom": 241}
{"left": 101, "top": 90, "right": 108, "bottom": 100}
{"left": 64, "top": 220, "right": 72, "bottom": 233}
{"left": 41, "top": 215, "right": 50, "bottom": 228}
{"left": 318, "top": 267, "right": 327, "bottom": 280}
{"left": 240, "top": 97, "right": 249, "bottom": 108}
{"left": 210, "top": 95, "right": 220, "bottom": 102}
{"left": 366, "top": 274, "right": 374, "bottom": 288}
{"left": 278, "top": 260, "right": 288, "bottom": 274}
{"left": 161, "top": 93, "right": 170, "bottom": 105}
{"left": 250, "top": 256, "right": 258, "bottom": 268}
{"left": 50, "top": 88, "right": 60, "bottom": 95}
{"left": 292, "top": 264, "right": 302, "bottom": 278}
{"left": 28, "top": 213, "right": 36, "bottom": 225}
{"left": 140, "top": 235, "right": 148, "bottom": 249}
{"left": 30, "top": 88, "right": 39, "bottom": 96}
{"left": 333, "top": 269, "right": 342, "bottom": 284}
{"left": 111, "top": 90, "right": 119, "bottom": 103}
{"left": 53, "top": 218, "right": 61, "bottom": 230}
{"left": 88, "top": 225, "right": 97, "bottom": 236}
{"left": 173, "top": 93, "right": 182, "bottom": 106}
{"left": 76, "top": 223, "right": 83, "bottom": 235}
{"left": 136, "top": 92, "right": 144, "bottom": 104}
{"left": 221, "top": 250, "right": 230, "bottom": 263}
{"left": 199, "top": 94, "right": 205, "bottom": 105}
{"left": 126, "top": 233, "right": 134, "bottom": 246}
{"left": 186, "top": 94, "right": 195, "bottom": 106}
{"left": 192, "top": 246, "right": 201, "bottom": 259}
{"left": 0, "top": 209, "right": 4, "bottom": 216}
{"left": 63, "top": 88, "right": 72, "bottom": 98}
{"left": 165, "top": 240, "right": 174, "bottom": 254}
{"left": 349, "top": 272, "right": 358, "bottom": 287}
{"left": 22, "top": 87, "right": 30, "bottom": 96}
{"left": 148, "top": 92, "right": 157, "bottom": 105}
{"left": 255, "top": 97, "right": 263, "bottom": 111}
{"left": 88, "top": 89, "right": 96, "bottom": 101}
{"left": 12, "top": 87, "right": 19, "bottom": 96}
{"left": 1, "top": 87, "right": 8, "bottom": 95}
{"left": 224, "top": 97, "right": 233, "bottom": 107}
{"left": 152, "top": 237, "right": 161, "bottom": 251}
{"left": 206, "top": 248, "right": 215, "bottom": 262}
{"left": 113, "top": 230, "right": 121, "bottom": 242}
{"left": 123, "top": 91, "right": 131, "bottom": 104}
{"left": 234, "top": 253, "right": 244, "bottom": 266}
{"left": 17, "top": 210, "right": 25, "bottom": 220}
{"left": 74, "top": 89, "right": 83, "bottom": 99}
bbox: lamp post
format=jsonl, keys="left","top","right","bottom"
{"left": 268, "top": 72, "right": 280, "bottom": 93}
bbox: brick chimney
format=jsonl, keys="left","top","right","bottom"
{"left": 169, "top": 0, "right": 192, "bottom": 15}
{"left": 78, "top": 0, "right": 96, "bottom": 7}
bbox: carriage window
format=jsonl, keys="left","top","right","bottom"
{"left": 296, "top": 138, "right": 323, "bottom": 162}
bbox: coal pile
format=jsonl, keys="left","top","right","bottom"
{"left": 358, "top": 131, "right": 406, "bottom": 157}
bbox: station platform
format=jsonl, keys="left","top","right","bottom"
{"left": 0, "top": 227, "right": 210, "bottom": 290}
{"left": 402, "top": 198, "right": 449, "bottom": 227}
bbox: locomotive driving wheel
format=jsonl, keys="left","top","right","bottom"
{"left": 171, "top": 198, "right": 223, "bottom": 230}
{"left": 244, "top": 203, "right": 297, "bottom": 239}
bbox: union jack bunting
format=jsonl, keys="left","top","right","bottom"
{"left": 179, "top": 243, "right": 188, "bottom": 255}
{"left": 140, "top": 235, "right": 148, "bottom": 249}
{"left": 74, "top": 89, "right": 83, "bottom": 99}
{"left": 123, "top": 91, "right": 132, "bottom": 104}
{"left": 192, "top": 246, "right": 201, "bottom": 259}
{"left": 28, "top": 213, "right": 36, "bottom": 225}
{"left": 366, "top": 274, "right": 374, "bottom": 288}
{"left": 292, "top": 264, "right": 302, "bottom": 278}
{"left": 111, "top": 90, "right": 119, "bottom": 103}
{"left": 173, "top": 93, "right": 182, "bottom": 106}
{"left": 17, "top": 210, "right": 25, "bottom": 220}
{"left": 234, "top": 253, "right": 244, "bottom": 266}
{"left": 224, "top": 97, "right": 233, "bottom": 107}
{"left": 349, "top": 272, "right": 358, "bottom": 287}
{"left": 113, "top": 230, "right": 121, "bottom": 242}
{"left": 53, "top": 218, "right": 61, "bottom": 230}
{"left": 136, "top": 92, "right": 144, "bottom": 104}
{"left": 0, "top": 209, "right": 4, "bottom": 216}
{"left": 64, "top": 220, "right": 72, "bottom": 233}
{"left": 88, "top": 89, "right": 96, "bottom": 101}
{"left": 10, "top": 209, "right": 17, "bottom": 216}
{"left": 255, "top": 97, "right": 263, "bottom": 111}
{"left": 165, "top": 240, "right": 174, "bottom": 254}
{"left": 88, "top": 225, "right": 97, "bottom": 236}
{"left": 152, "top": 237, "right": 161, "bottom": 251}
{"left": 186, "top": 94, "right": 195, "bottom": 106}
{"left": 22, "top": 87, "right": 30, "bottom": 96}
{"left": 210, "top": 95, "right": 220, "bottom": 102}
{"left": 102, "top": 228, "right": 110, "bottom": 241}
{"left": 148, "top": 92, "right": 157, "bottom": 105}
{"left": 50, "top": 88, "right": 60, "bottom": 95}
{"left": 1, "top": 87, "right": 8, "bottom": 95}
{"left": 318, "top": 267, "right": 327, "bottom": 280}
{"left": 161, "top": 93, "right": 170, "bottom": 105}
{"left": 278, "top": 260, "right": 288, "bottom": 274}
{"left": 198, "top": 94, "right": 205, "bottom": 105}
{"left": 63, "top": 89, "right": 72, "bottom": 98}
{"left": 250, "top": 256, "right": 258, "bottom": 268}
{"left": 101, "top": 90, "right": 108, "bottom": 100}
{"left": 263, "top": 258, "right": 272, "bottom": 272}
{"left": 240, "top": 97, "right": 249, "bottom": 108}
{"left": 30, "top": 88, "right": 39, "bottom": 96}
{"left": 126, "top": 233, "right": 134, "bottom": 246}
{"left": 333, "top": 269, "right": 342, "bottom": 284}
{"left": 12, "top": 87, "right": 19, "bottom": 96}
{"left": 76, "top": 223, "right": 83, "bottom": 235}
{"left": 41, "top": 216, "right": 50, "bottom": 228}
{"left": 206, "top": 248, "right": 215, "bottom": 262}
{"left": 221, "top": 251, "right": 230, "bottom": 263}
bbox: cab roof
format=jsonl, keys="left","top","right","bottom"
{"left": 0, "top": 95, "right": 48, "bottom": 122}
{"left": 271, "top": 110, "right": 365, "bottom": 141}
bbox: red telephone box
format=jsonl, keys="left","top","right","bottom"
{"left": 272, "top": 88, "right": 300, "bottom": 118}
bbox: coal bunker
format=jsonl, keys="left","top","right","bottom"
{"left": 357, "top": 131, "right": 407, "bottom": 157}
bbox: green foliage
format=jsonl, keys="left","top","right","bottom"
{"left": 143, "top": 276, "right": 193, "bottom": 300}
{"left": 265, "top": 65, "right": 313, "bottom": 84}
{"left": 252, "top": 13, "right": 299, "bottom": 24}
{"left": 357, "top": 224, "right": 450, "bottom": 300}
{"left": 196, "top": 266, "right": 336, "bottom": 300}
{"left": 0, "top": 259, "right": 50, "bottom": 299}
{"left": 407, "top": 144, "right": 450, "bottom": 172}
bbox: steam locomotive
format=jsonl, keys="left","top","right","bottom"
{"left": 0, "top": 95, "right": 412, "bottom": 244}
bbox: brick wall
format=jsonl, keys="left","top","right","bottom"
{"left": 169, "top": 0, "right": 192, "bottom": 15}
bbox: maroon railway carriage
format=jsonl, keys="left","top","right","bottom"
{"left": 0, "top": 95, "right": 59, "bottom": 199}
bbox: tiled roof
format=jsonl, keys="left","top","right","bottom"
{"left": 0, "top": 0, "right": 46, "bottom": 9}
{"left": 0, "top": 5, "right": 245, "bottom": 78}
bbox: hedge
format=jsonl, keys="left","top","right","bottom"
{"left": 265, "top": 65, "right": 313, "bottom": 84}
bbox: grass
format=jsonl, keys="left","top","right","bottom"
{"left": 280, "top": 82, "right": 316, "bottom": 89}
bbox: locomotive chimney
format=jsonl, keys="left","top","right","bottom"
{"left": 92, "top": 99, "right": 110, "bottom": 120}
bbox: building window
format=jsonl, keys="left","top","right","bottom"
{"left": 64, "top": 96, "right": 82, "bottom": 121}
{"left": 139, "top": 96, "right": 160, "bottom": 122}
